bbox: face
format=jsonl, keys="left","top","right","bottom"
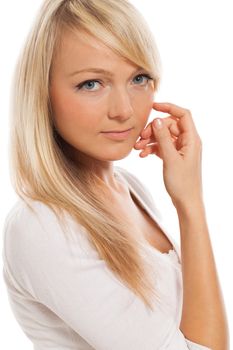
{"left": 50, "top": 29, "right": 155, "bottom": 164}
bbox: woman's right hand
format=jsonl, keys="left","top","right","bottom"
{"left": 134, "top": 102, "right": 203, "bottom": 208}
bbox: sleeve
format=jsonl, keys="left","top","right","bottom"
{"left": 3, "top": 202, "right": 212, "bottom": 350}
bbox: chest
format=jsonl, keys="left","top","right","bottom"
{"left": 123, "top": 193, "right": 174, "bottom": 254}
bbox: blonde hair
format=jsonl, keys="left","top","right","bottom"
{"left": 9, "top": 0, "right": 162, "bottom": 310}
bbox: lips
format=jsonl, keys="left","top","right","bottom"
{"left": 101, "top": 128, "right": 133, "bottom": 140}
{"left": 102, "top": 128, "right": 132, "bottom": 133}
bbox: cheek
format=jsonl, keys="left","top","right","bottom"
{"left": 50, "top": 88, "right": 102, "bottom": 132}
{"left": 132, "top": 89, "right": 155, "bottom": 124}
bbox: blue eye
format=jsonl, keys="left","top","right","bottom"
{"left": 76, "top": 74, "right": 153, "bottom": 92}
{"left": 77, "top": 80, "right": 101, "bottom": 91}
{"left": 133, "top": 74, "right": 153, "bottom": 85}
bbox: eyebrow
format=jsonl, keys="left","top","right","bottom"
{"left": 68, "top": 67, "right": 146, "bottom": 77}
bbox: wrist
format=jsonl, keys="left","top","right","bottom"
{"left": 174, "top": 198, "right": 209, "bottom": 239}
{"left": 172, "top": 196, "right": 205, "bottom": 215}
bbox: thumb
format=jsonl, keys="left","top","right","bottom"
{"left": 152, "top": 119, "right": 178, "bottom": 162}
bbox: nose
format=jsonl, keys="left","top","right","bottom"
{"left": 108, "top": 87, "right": 134, "bottom": 121}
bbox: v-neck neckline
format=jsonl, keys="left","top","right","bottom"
{"left": 114, "top": 168, "right": 181, "bottom": 263}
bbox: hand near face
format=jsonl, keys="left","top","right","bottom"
{"left": 134, "top": 102, "right": 203, "bottom": 207}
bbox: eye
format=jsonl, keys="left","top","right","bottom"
{"left": 76, "top": 80, "right": 101, "bottom": 91}
{"left": 75, "top": 74, "right": 154, "bottom": 92}
{"left": 133, "top": 74, "right": 153, "bottom": 85}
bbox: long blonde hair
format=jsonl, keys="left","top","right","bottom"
{"left": 9, "top": 0, "right": 162, "bottom": 310}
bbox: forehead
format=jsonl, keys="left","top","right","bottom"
{"left": 52, "top": 28, "right": 137, "bottom": 75}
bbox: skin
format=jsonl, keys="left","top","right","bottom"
{"left": 137, "top": 104, "right": 229, "bottom": 349}
{"left": 50, "top": 29, "right": 155, "bottom": 191}
{"left": 50, "top": 29, "right": 229, "bottom": 348}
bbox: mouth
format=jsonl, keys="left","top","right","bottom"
{"left": 101, "top": 128, "right": 133, "bottom": 140}
{"left": 101, "top": 128, "right": 133, "bottom": 133}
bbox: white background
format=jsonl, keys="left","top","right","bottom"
{"left": 0, "top": 0, "right": 232, "bottom": 348}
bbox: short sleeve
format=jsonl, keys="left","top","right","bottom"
{"left": 3, "top": 201, "right": 212, "bottom": 350}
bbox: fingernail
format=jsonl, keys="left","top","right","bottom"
{"left": 153, "top": 118, "right": 163, "bottom": 129}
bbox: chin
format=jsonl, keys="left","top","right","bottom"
{"left": 98, "top": 148, "right": 133, "bottom": 161}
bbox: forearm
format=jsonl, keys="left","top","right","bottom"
{"left": 145, "top": 103, "right": 230, "bottom": 348}
{"left": 175, "top": 199, "right": 229, "bottom": 350}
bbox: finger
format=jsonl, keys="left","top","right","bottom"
{"left": 140, "top": 124, "right": 153, "bottom": 139}
{"left": 166, "top": 117, "right": 180, "bottom": 136}
{"left": 139, "top": 144, "right": 160, "bottom": 158}
{"left": 134, "top": 138, "right": 151, "bottom": 150}
{"left": 153, "top": 102, "right": 198, "bottom": 134}
{"left": 135, "top": 131, "right": 178, "bottom": 151}
{"left": 136, "top": 119, "right": 179, "bottom": 151}
{"left": 151, "top": 118, "right": 178, "bottom": 162}
{"left": 153, "top": 102, "right": 189, "bottom": 118}
{"left": 139, "top": 136, "right": 178, "bottom": 158}
{"left": 140, "top": 116, "right": 180, "bottom": 140}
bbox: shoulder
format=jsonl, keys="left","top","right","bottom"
{"left": 3, "top": 198, "right": 94, "bottom": 251}
{"left": 3, "top": 199, "right": 96, "bottom": 283}
{"left": 3, "top": 199, "right": 66, "bottom": 246}
{"left": 3, "top": 198, "right": 86, "bottom": 240}
{"left": 2, "top": 199, "right": 100, "bottom": 302}
{"left": 3, "top": 200, "right": 60, "bottom": 265}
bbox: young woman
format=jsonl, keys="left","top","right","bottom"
{"left": 3, "top": 0, "right": 229, "bottom": 349}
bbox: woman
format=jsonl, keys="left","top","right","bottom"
{"left": 2, "top": 0, "right": 229, "bottom": 349}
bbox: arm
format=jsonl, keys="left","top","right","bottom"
{"left": 3, "top": 200, "right": 212, "bottom": 350}
{"left": 176, "top": 198, "right": 229, "bottom": 350}
{"left": 134, "top": 101, "right": 230, "bottom": 350}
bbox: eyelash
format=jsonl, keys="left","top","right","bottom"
{"left": 75, "top": 74, "right": 154, "bottom": 91}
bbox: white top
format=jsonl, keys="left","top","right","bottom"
{"left": 2, "top": 166, "right": 211, "bottom": 350}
